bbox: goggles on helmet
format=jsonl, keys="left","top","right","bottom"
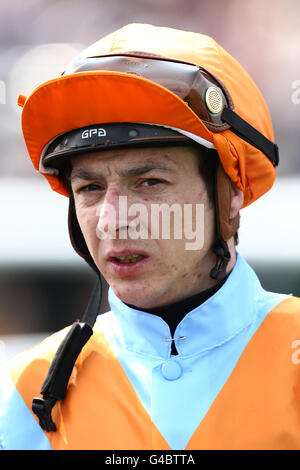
{"left": 61, "top": 53, "right": 279, "bottom": 167}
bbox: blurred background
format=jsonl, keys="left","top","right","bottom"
{"left": 0, "top": 0, "right": 299, "bottom": 361}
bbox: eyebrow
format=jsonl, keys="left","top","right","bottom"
{"left": 70, "top": 162, "right": 176, "bottom": 183}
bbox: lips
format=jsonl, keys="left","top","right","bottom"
{"left": 106, "top": 249, "right": 149, "bottom": 262}
{"left": 105, "top": 249, "right": 150, "bottom": 277}
{"left": 112, "top": 253, "right": 144, "bottom": 263}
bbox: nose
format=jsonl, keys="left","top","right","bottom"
{"left": 95, "top": 185, "right": 129, "bottom": 240}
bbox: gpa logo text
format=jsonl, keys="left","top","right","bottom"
{"left": 82, "top": 128, "right": 107, "bottom": 139}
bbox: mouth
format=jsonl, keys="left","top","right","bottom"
{"left": 106, "top": 250, "right": 150, "bottom": 276}
{"left": 107, "top": 249, "right": 148, "bottom": 262}
{"left": 111, "top": 253, "right": 146, "bottom": 264}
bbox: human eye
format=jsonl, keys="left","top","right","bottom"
{"left": 76, "top": 182, "right": 104, "bottom": 194}
{"left": 139, "top": 178, "right": 165, "bottom": 188}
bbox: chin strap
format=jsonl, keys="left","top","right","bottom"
{"left": 211, "top": 107, "right": 278, "bottom": 280}
{"left": 210, "top": 238, "right": 231, "bottom": 281}
{"left": 32, "top": 275, "right": 102, "bottom": 432}
{"left": 210, "top": 160, "right": 239, "bottom": 281}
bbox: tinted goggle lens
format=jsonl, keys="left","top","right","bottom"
{"left": 63, "top": 54, "right": 232, "bottom": 132}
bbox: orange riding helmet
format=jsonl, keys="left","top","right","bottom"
{"left": 18, "top": 23, "right": 278, "bottom": 202}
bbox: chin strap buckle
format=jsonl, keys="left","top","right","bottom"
{"left": 32, "top": 397, "right": 57, "bottom": 432}
{"left": 210, "top": 239, "right": 231, "bottom": 281}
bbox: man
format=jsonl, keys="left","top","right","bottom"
{"left": 1, "top": 23, "right": 300, "bottom": 450}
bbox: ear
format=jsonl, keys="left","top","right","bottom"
{"left": 229, "top": 183, "right": 244, "bottom": 219}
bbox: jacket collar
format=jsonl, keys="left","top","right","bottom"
{"left": 107, "top": 252, "right": 261, "bottom": 359}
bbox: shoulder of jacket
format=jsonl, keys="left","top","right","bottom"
{"left": 259, "top": 296, "right": 300, "bottom": 338}
{"left": 270, "top": 295, "right": 300, "bottom": 316}
{"left": 6, "top": 316, "right": 112, "bottom": 384}
{"left": 6, "top": 325, "right": 73, "bottom": 385}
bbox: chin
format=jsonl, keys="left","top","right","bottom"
{"left": 110, "top": 281, "right": 162, "bottom": 309}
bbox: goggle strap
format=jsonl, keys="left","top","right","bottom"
{"left": 221, "top": 108, "right": 279, "bottom": 167}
